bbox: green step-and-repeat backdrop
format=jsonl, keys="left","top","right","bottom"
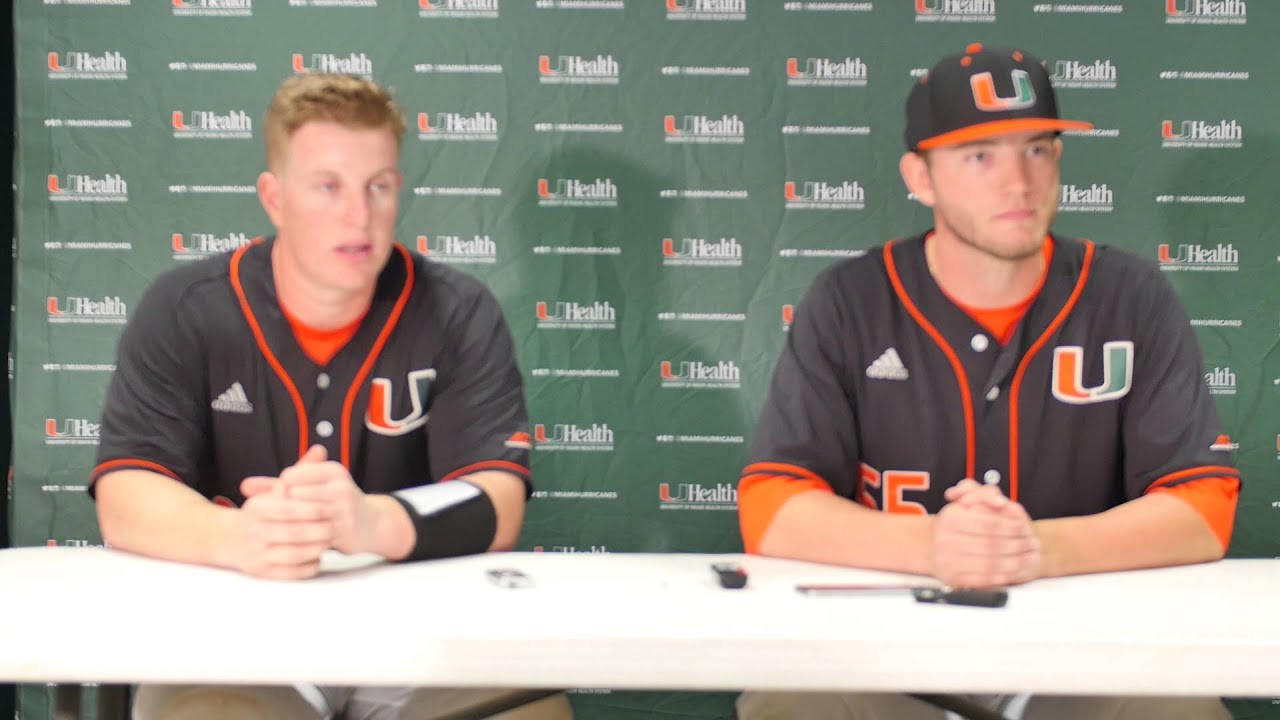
{"left": 11, "top": 1, "right": 1280, "bottom": 718}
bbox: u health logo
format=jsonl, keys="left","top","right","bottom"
{"left": 666, "top": 0, "right": 745, "bottom": 20}
{"left": 537, "top": 177, "right": 618, "bottom": 207}
{"left": 419, "top": 0, "right": 500, "bottom": 17}
{"left": 538, "top": 55, "right": 619, "bottom": 84}
{"left": 292, "top": 53, "right": 373, "bottom": 77}
{"left": 417, "top": 112, "right": 499, "bottom": 141}
{"left": 1166, "top": 0, "right": 1245, "bottom": 24}
{"left": 172, "top": 110, "right": 252, "bottom": 139}
{"left": 417, "top": 234, "right": 497, "bottom": 264}
{"left": 47, "top": 51, "right": 127, "bottom": 79}
{"left": 914, "top": 0, "right": 995, "bottom": 22}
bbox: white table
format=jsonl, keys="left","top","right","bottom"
{"left": 2, "top": 548, "right": 1279, "bottom": 699}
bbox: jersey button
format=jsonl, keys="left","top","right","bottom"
{"left": 970, "top": 334, "right": 990, "bottom": 352}
{"left": 983, "top": 469, "right": 1001, "bottom": 485}
{"left": 316, "top": 420, "right": 334, "bottom": 438}
{"left": 986, "top": 386, "right": 999, "bottom": 401}
{"left": 317, "top": 373, "right": 330, "bottom": 390}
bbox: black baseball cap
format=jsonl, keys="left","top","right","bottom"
{"left": 905, "top": 43, "right": 1093, "bottom": 152}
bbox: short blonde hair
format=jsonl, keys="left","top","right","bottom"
{"left": 263, "top": 74, "right": 406, "bottom": 170}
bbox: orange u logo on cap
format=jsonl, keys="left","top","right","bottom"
{"left": 970, "top": 70, "right": 1036, "bottom": 112}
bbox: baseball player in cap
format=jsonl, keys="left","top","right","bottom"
{"left": 91, "top": 74, "right": 570, "bottom": 719}
{"left": 736, "top": 45, "right": 1237, "bottom": 719}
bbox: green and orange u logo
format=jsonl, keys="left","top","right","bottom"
{"left": 366, "top": 368, "right": 436, "bottom": 436}
{"left": 1052, "top": 341, "right": 1133, "bottom": 404}
{"left": 970, "top": 70, "right": 1036, "bottom": 112}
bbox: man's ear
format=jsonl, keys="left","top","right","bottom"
{"left": 899, "top": 151, "right": 935, "bottom": 208}
{"left": 257, "top": 171, "right": 283, "bottom": 229}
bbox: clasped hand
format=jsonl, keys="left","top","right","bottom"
{"left": 931, "top": 479, "right": 1042, "bottom": 589}
{"left": 227, "top": 445, "right": 378, "bottom": 579}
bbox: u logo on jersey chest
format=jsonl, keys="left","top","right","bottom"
{"left": 366, "top": 368, "right": 436, "bottom": 436}
{"left": 1051, "top": 341, "right": 1133, "bottom": 404}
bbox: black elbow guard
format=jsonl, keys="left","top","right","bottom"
{"left": 390, "top": 481, "right": 497, "bottom": 562}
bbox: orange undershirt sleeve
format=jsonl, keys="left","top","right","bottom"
{"left": 1148, "top": 475, "right": 1240, "bottom": 552}
{"left": 738, "top": 471, "right": 833, "bottom": 554}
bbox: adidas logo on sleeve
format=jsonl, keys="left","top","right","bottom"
{"left": 866, "top": 348, "right": 909, "bottom": 381}
{"left": 211, "top": 382, "right": 254, "bottom": 414}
